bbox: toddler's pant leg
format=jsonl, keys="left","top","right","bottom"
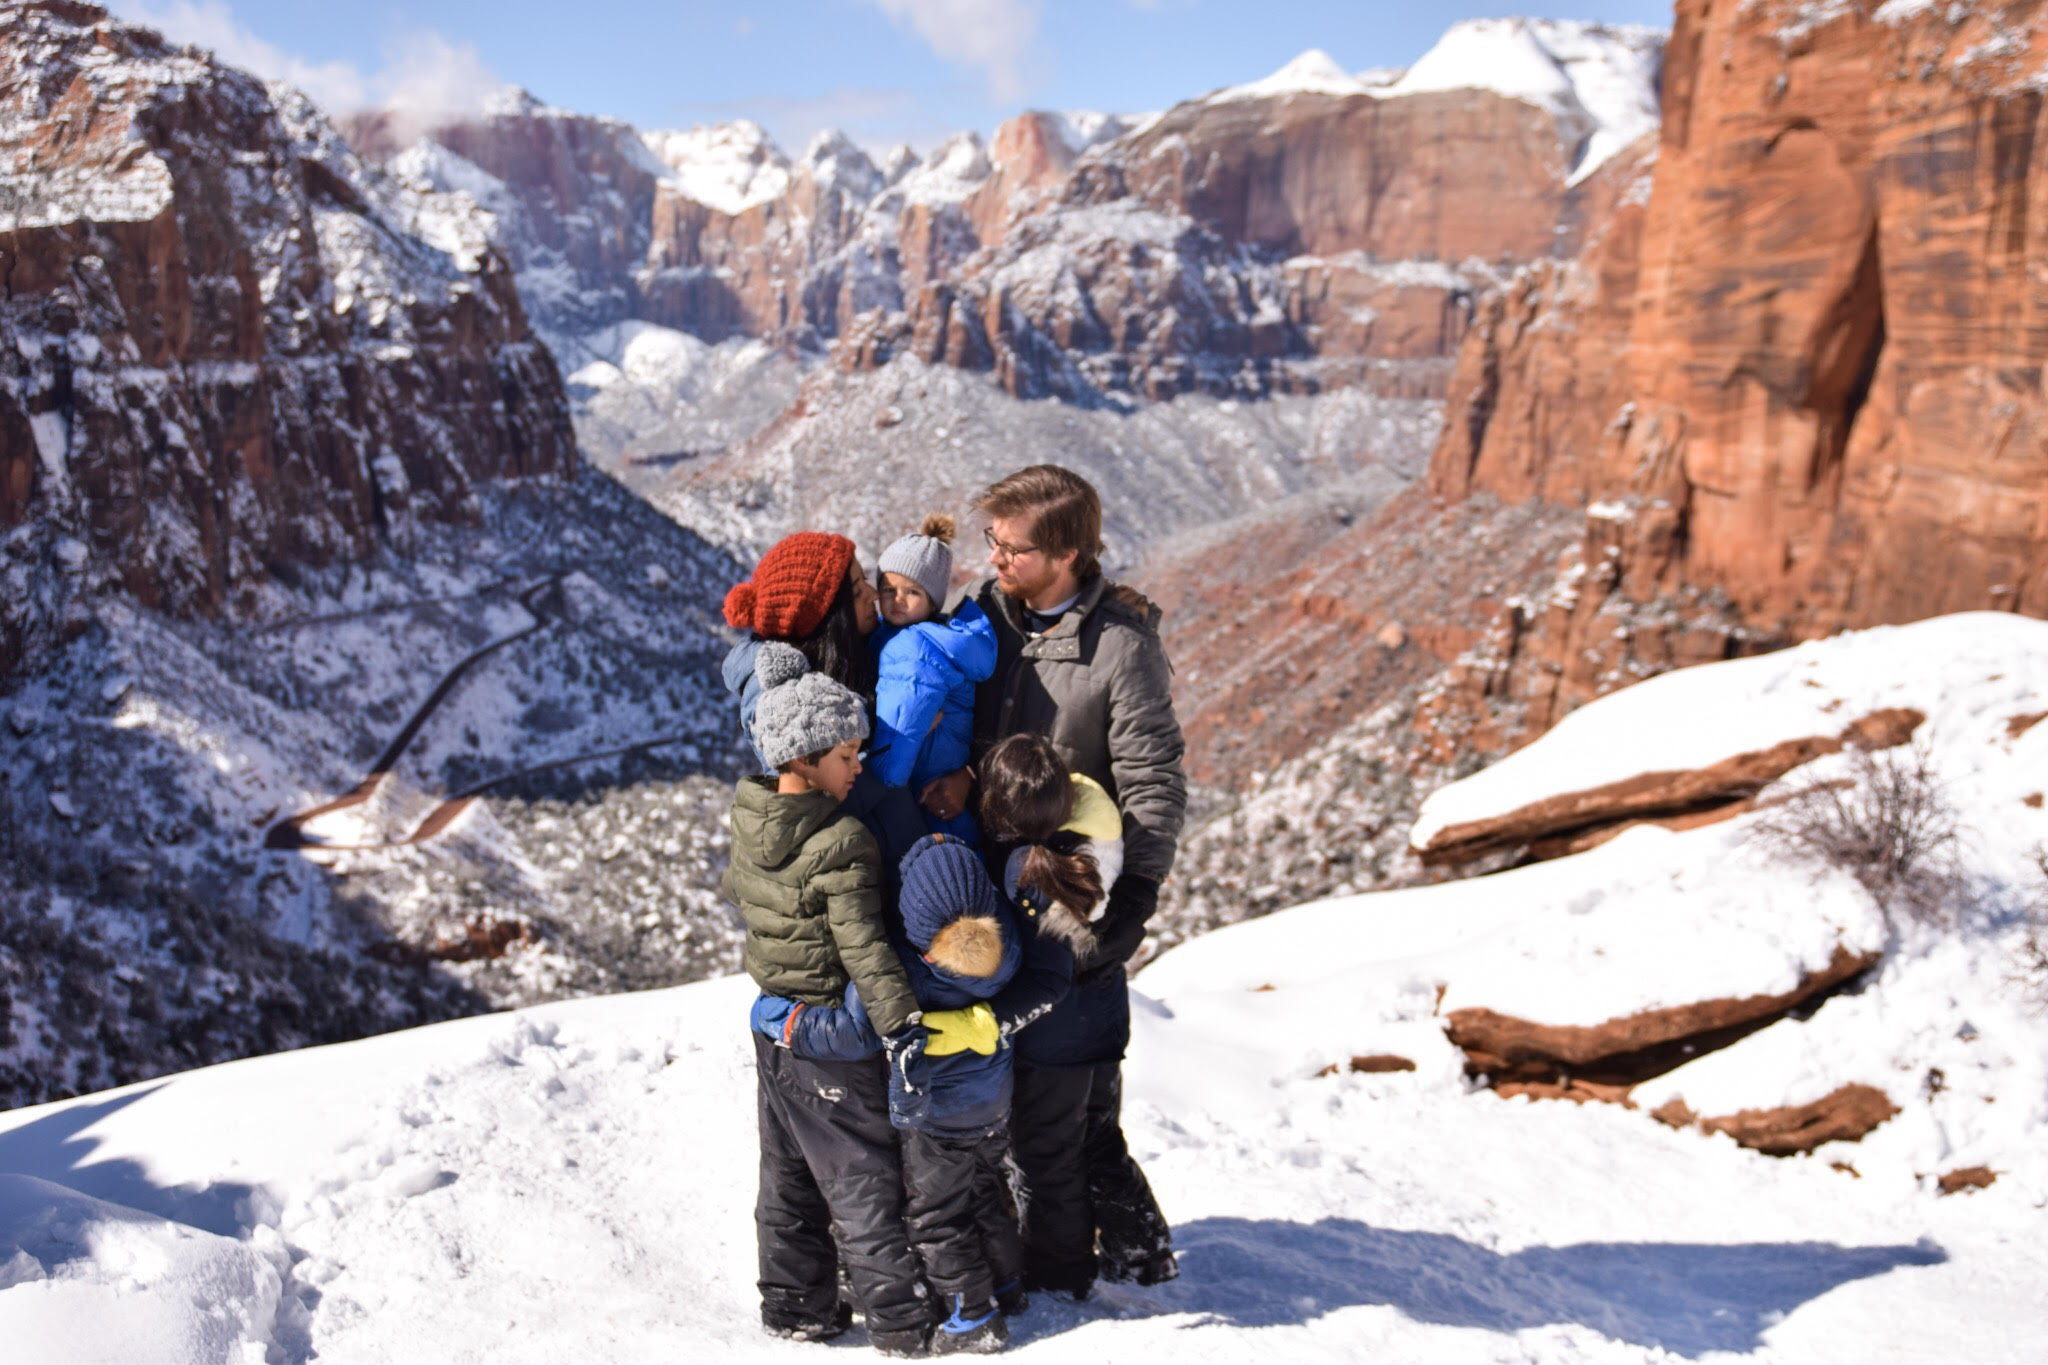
{"left": 1083, "top": 1062, "right": 1173, "bottom": 1273}
{"left": 902, "top": 1129, "right": 995, "bottom": 1307}
{"left": 1009, "top": 1062, "right": 1096, "bottom": 1295}
{"left": 974, "top": 1129, "right": 1028, "bottom": 1294}
{"left": 753, "top": 1034, "right": 932, "bottom": 1337}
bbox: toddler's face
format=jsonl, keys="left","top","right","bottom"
{"left": 878, "top": 571, "right": 935, "bottom": 627}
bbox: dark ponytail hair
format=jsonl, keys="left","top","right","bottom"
{"left": 980, "top": 734, "right": 1101, "bottom": 917}
{"left": 780, "top": 573, "right": 875, "bottom": 703}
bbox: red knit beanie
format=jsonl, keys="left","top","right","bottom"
{"left": 722, "top": 532, "right": 857, "bottom": 639}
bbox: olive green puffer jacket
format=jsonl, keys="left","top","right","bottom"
{"left": 721, "top": 776, "right": 921, "bottom": 1036}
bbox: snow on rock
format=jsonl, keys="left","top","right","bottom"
{"left": 639, "top": 120, "right": 791, "bottom": 215}
{"left": 1209, "top": 48, "right": 1379, "bottom": 102}
{"left": 1385, "top": 19, "right": 1664, "bottom": 183}
{"left": 894, "top": 131, "right": 993, "bottom": 206}
{"left": 1412, "top": 613, "right": 2048, "bottom": 857}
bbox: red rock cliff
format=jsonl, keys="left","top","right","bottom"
{"left": 0, "top": 2, "right": 574, "bottom": 674}
{"left": 1435, "top": 0, "right": 2048, "bottom": 730}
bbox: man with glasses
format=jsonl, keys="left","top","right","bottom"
{"left": 917, "top": 463, "right": 1186, "bottom": 1298}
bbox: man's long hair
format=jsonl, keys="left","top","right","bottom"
{"left": 975, "top": 464, "right": 1103, "bottom": 582}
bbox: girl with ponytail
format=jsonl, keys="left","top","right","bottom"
{"left": 966, "top": 733, "right": 1172, "bottom": 1302}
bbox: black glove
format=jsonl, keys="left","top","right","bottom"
{"left": 1078, "top": 876, "right": 1159, "bottom": 985}
{"left": 882, "top": 1024, "right": 930, "bottom": 1095}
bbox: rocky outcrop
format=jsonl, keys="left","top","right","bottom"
{"left": 1430, "top": 0, "right": 2048, "bottom": 732}
{"left": 1651, "top": 1084, "right": 1901, "bottom": 1156}
{"left": 1415, "top": 707, "right": 1926, "bottom": 866}
{"left": 0, "top": 2, "right": 574, "bottom": 675}
{"left": 1446, "top": 944, "right": 1878, "bottom": 1089}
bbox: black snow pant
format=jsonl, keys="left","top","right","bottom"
{"left": 753, "top": 1034, "right": 931, "bottom": 1339}
{"left": 1009, "top": 1061, "right": 1172, "bottom": 1295}
{"left": 901, "top": 1126, "right": 1027, "bottom": 1310}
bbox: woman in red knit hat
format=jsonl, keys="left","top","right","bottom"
{"left": 721, "top": 531, "right": 881, "bottom": 765}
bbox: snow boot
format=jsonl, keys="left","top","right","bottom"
{"left": 993, "top": 1278, "right": 1028, "bottom": 1316}
{"left": 1100, "top": 1247, "right": 1177, "bottom": 1287}
{"left": 761, "top": 1301, "right": 853, "bottom": 1341}
{"left": 930, "top": 1296, "right": 1007, "bottom": 1355}
{"left": 869, "top": 1322, "right": 933, "bottom": 1358}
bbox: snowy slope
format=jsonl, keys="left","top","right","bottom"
{"left": 2, "top": 615, "right": 2044, "bottom": 1362}
{"left": 639, "top": 120, "right": 792, "bottom": 215}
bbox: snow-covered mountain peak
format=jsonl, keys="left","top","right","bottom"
{"left": 1384, "top": 18, "right": 1664, "bottom": 184}
{"left": 879, "top": 142, "right": 920, "bottom": 187}
{"left": 639, "top": 120, "right": 792, "bottom": 215}
{"left": 799, "top": 128, "right": 882, "bottom": 200}
{"left": 1210, "top": 48, "right": 1375, "bottom": 102}
{"left": 896, "top": 130, "right": 992, "bottom": 206}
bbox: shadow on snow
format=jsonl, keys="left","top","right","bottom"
{"left": 1112, "top": 1216, "right": 1948, "bottom": 1356}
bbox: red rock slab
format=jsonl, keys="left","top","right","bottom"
{"left": 1317, "top": 1054, "right": 1418, "bottom": 1077}
{"left": 1447, "top": 945, "right": 1879, "bottom": 1086}
{"left": 1695, "top": 1084, "right": 1900, "bottom": 1157}
{"left": 2008, "top": 712, "right": 2047, "bottom": 741}
{"left": 1416, "top": 709, "right": 1924, "bottom": 866}
{"left": 1937, "top": 1166, "right": 1997, "bottom": 1196}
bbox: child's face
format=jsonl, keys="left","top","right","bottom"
{"left": 878, "top": 571, "right": 935, "bottom": 627}
{"left": 792, "top": 738, "right": 863, "bottom": 801}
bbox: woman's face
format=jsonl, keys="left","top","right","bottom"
{"left": 848, "top": 561, "right": 880, "bottom": 635}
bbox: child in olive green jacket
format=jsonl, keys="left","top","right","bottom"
{"left": 722, "top": 642, "right": 933, "bottom": 1355}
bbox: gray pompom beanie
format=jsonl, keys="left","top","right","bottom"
{"left": 877, "top": 513, "right": 956, "bottom": 610}
{"left": 752, "top": 642, "right": 870, "bottom": 769}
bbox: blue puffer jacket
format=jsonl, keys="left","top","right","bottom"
{"left": 755, "top": 835, "right": 1022, "bottom": 1137}
{"left": 870, "top": 602, "right": 997, "bottom": 799}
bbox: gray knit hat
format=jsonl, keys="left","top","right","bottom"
{"left": 877, "top": 513, "right": 956, "bottom": 610}
{"left": 753, "top": 643, "right": 870, "bottom": 769}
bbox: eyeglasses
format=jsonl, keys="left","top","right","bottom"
{"left": 983, "top": 527, "right": 1040, "bottom": 562}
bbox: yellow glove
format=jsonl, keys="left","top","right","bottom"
{"left": 923, "top": 1002, "right": 999, "bottom": 1057}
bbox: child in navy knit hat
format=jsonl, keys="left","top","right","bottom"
{"left": 753, "top": 833, "right": 1026, "bottom": 1353}
{"left": 872, "top": 515, "right": 996, "bottom": 843}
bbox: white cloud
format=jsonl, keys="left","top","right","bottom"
{"left": 110, "top": 1, "right": 507, "bottom": 123}
{"left": 868, "top": 0, "right": 1042, "bottom": 102}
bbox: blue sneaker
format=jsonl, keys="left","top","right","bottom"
{"left": 931, "top": 1295, "right": 1008, "bottom": 1355}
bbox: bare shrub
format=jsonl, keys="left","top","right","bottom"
{"left": 2019, "top": 851, "right": 2048, "bottom": 1002}
{"left": 1755, "top": 740, "right": 1959, "bottom": 925}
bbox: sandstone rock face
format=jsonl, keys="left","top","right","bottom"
{"left": 0, "top": 2, "right": 574, "bottom": 675}
{"left": 1416, "top": 707, "right": 1927, "bottom": 866}
{"left": 1433, "top": 0, "right": 2048, "bottom": 732}
{"left": 1445, "top": 945, "right": 1878, "bottom": 1088}
{"left": 356, "top": 34, "right": 1659, "bottom": 406}
{"left": 1653, "top": 1083, "right": 1901, "bottom": 1157}
{"left": 348, "top": 92, "right": 663, "bottom": 339}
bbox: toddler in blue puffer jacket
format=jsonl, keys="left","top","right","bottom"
{"left": 870, "top": 515, "right": 996, "bottom": 844}
{"left": 752, "top": 834, "right": 1027, "bottom": 1353}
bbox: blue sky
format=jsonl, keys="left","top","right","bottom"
{"left": 111, "top": 1, "right": 1676, "bottom": 155}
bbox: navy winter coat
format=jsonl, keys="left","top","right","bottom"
{"left": 756, "top": 835, "right": 1023, "bottom": 1138}
{"left": 989, "top": 845, "right": 1128, "bottom": 1069}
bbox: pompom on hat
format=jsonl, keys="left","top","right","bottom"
{"left": 723, "top": 531, "right": 857, "bottom": 639}
{"left": 877, "top": 514, "right": 956, "bottom": 611}
{"left": 752, "top": 642, "right": 870, "bottom": 769}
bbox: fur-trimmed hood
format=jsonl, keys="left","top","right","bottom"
{"left": 1002, "top": 847, "right": 1098, "bottom": 957}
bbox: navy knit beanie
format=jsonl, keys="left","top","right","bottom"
{"left": 898, "top": 834, "right": 1001, "bottom": 952}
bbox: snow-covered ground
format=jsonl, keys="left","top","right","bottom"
{"left": 4, "top": 613, "right": 2042, "bottom": 1362}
